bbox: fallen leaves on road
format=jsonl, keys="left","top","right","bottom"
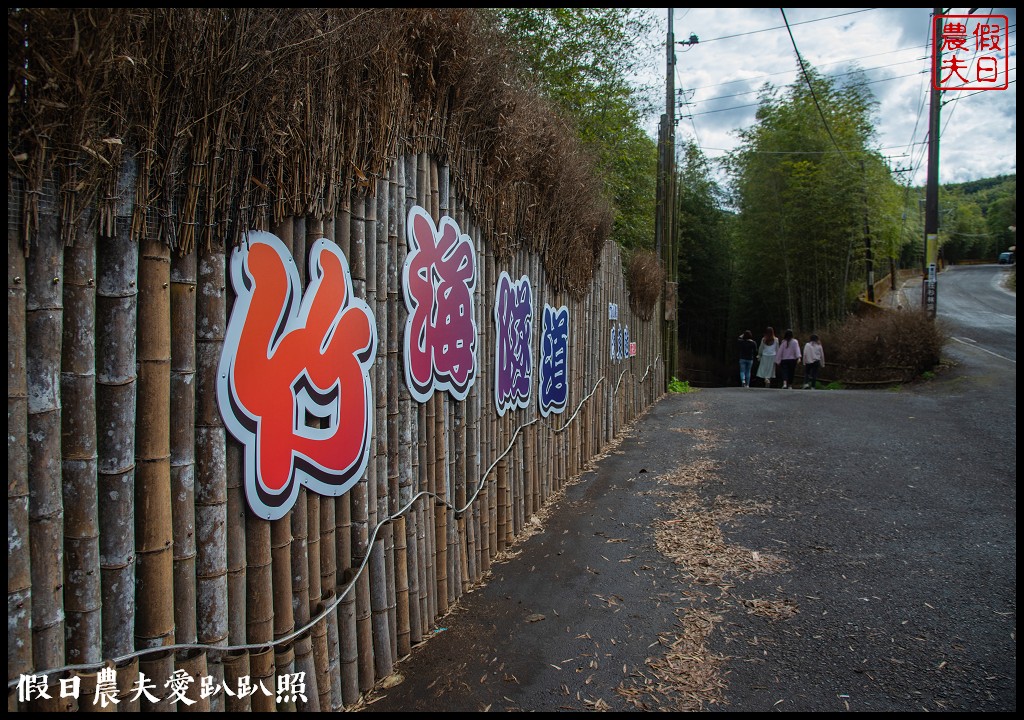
{"left": 616, "top": 447, "right": 796, "bottom": 712}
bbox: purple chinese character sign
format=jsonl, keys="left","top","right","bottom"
{"left": 539, "top": 304, "right": 569, "bottom": 417}
{"left": 217, "top": 232, "right": 377, "bottom": 520}
{"left": 493, "top": 271, "right": 533, "bottom": 416}
{"left": 402, "top": 205, "right": 478, "bottom": 403}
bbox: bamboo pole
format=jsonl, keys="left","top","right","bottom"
{"left": 96, "top": 190, "right": 137, "bottom": 665}
{"left": 306, "top": 487, "right": 321, "bottom": 628}
{"left": 293, "top": 627, "right": 320, "bottom": 713}
{"left": 307, "top": 600, "right": 330, "bottom": 711}
{"left": 170, "top": 247, "right": 198, "bottom": 654}
{"left": 138, "top": 650, "right": 173, "bottom": 711}
{"left": 174, "top": 649, "right": 209, "bottom": 712}
{"left": 391, "top": 160, "right": 410, "bottom": 658}
{"left": 26, "top": 200, "right": 65, "bottom": 711}
{"left": 265, "top": 204, "right": 295, "bottom": 655}
{"left": 194, "top": 234, "right": 229, "bottom": 693}
{"left": 319, "top": 594, "right": 344, "bottom": 712}
{"left": 114, "top": 658, "right": 139, "bottom": 712}
{"left": 365, "top": 188, "right": 394, "bottom": 680}
{"left": 274, "top": 643, "right": 296, "bottom": 712}
{"left": 224, "top": 224, "right": 247, "bottom": 658}
{"left": 415, "top": 402, "right": 428, "bottom": 635}
{"left": 8, "top": 182, "right": 33, "bottom": 694}
{"left": 368, "top": 537, "right": 392, "bottom": 680}
{"left": 348, "top": 194, "right": 375, "bottom": 690}
{"left": 135, "top": 236, "right": 175, "bottom": 652}
{"left": 61, "top": 213, "right": 101, "bottom": 667}
{"left": 377, "top": 173, "right": 398, "bottom": 662}
{"left": 401, "top": 153, "right": 422, "bottom": 646}
{"left": 222, "top": 651, "right": 252, "bottom": 713}
{"left": 434, "top": 394, "right": 448, "bottom": 614}
{"left": 226, "top": 434, "right": 248, "bottom": 647}
{"left": 464, "top": 205, "right": 480, "bottom": 589}
{"left": 478, "top": 226, "right": 491, "bottom": 575}
{"left": 338, "top": 572, "right": 359, "bottom": 706}
{"left": 74, "top": 669, "right": 116, "bottom": 713}
{"left": 248, "top": 646, "right": 276, "bottom": 713}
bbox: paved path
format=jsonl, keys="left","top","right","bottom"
{"left": 358, "top": 301, "right": 1015, "bottom": 713}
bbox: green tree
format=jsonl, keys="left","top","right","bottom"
{"left": 675, "top": 141, "right": 733, "bottom": 361}
{"left": 725, "top": 62, "right": 907, "bottom": 333}
{"left": 491, "top": 8, "right": 660, "bottom": 251}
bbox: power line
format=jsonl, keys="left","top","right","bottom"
{"left": 695, "top": 8, "right": 878, "bottom": 44}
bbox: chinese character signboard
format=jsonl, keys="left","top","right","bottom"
{"left": 933, "top": 14, "right": 1008, "bottom": 90}
{"left": 539, "top": 304, "right": 569, "bottom": 417}
{"left": 402, "top": 205, "right": 479, "bottom": 403}
{"left": 493, "top": 271, "right": 534, "bottom": 416}
{"left": 218, "top": 232, "right": 378, "bottom": 521}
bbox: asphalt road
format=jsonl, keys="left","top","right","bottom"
{"left": 360, "top": 267, "right": 1016, "bottom": 712}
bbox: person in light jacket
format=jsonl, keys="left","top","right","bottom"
{"left": 802, "top": 334, "right": 825, "bottom": 389}
{"left": 755, "top": 327, "right": 779, "bottom": 388}
{"left": 774, "top": 328, "right": 801, "bottom": 389}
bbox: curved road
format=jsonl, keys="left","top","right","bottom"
{"left": 933, "top": 264, "right": 1016, "bottom": 362}
{"left": 360, "top": 266, "right": 1016, "bottom": 713}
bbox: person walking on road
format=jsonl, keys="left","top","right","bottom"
{"left": 755, "top": 327, "right": 779, "bottom": 388}
{"left": 775, "top": 329, "right": 801, "bottom": 389}
{"left": 738, "top": 330, "right": 758, "bottom": 387}
{"left": 802, "top": 333, "right": 825, "bottom": 389}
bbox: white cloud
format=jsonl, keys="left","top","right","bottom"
{"left": 640, "top": 8, "right": 1017, "bottom": 188}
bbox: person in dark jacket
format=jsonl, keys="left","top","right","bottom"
{"left": 737, "top": 330, "right": 757, "bottom": 387}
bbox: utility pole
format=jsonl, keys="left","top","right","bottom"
{"left": 861, "top": 159, "right": 875, "bottom": 302}
{"left": 923, "top": 7, "right": 942, "bottom": 317}
{"left": 658, "top": 9, "right": 677, "bottom": 385}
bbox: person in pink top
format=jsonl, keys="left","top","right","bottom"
{"left": 774, "top": 328, "right": 801, "bottom": 389}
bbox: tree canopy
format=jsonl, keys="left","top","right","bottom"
{"left": 724, "top": 61, "right": 907, "bottom": 333}
{"left": 491, "top": 8, "right": 660, "bottom": 253}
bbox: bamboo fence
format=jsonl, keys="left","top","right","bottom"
{"left": 7, "top": 8, "right": 668, "bottom": 712}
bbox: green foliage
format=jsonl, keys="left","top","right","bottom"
{"left": 725, "top": 62, "right": 909, "bottom": 333}
{"left": 667, "top": 377, "right": 695, "bottom": 393}
{"left": 824, "top": 381, "right": 844, "bottom": 390}
{"left": 491, "top": 8, "right": 660, "bottom": 252}
{"left": 939, "top": 175, "right": 1016, "bottom": 261}
{"left": 675, "top": 141, "right": 734, "bottom": 361}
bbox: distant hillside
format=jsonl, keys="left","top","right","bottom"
{"left": 908, "top": 174, "right": 1016, "bottom": 261}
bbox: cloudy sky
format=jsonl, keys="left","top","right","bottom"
{"left": 640, "top": 8, "right": 1016, "bottom": 190}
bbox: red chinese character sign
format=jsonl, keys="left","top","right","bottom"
{"left": 217, "top": 231, "right": 377, "bottom": 520}
{"left": 933, "top": 14, "right": 1008, "bottom": 90}
{"left": 402, "top": 205, "right": 479, "bottom": 403}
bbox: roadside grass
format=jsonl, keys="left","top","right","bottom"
{"left": 668, "top": 377, "right": 696, "bottom": 393}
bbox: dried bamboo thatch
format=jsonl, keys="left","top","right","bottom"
{"left": 8, "top": 8, "right": 611, "bottom": 298}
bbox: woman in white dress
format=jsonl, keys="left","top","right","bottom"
{"left": 755, "top": 326, "right": 779, "bottom": 388}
